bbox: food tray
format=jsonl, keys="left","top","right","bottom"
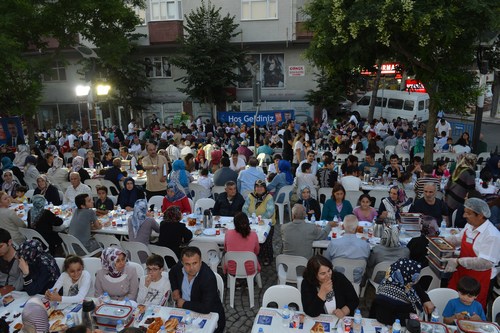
{"left": 400, "top": 213, "right": 422, "bottom": 223}
{"left": 420, "top": 321, "right": 449, "bottom": 333}
{"left": 427, "top": 236, "right": 455, "bottom": 257}
{"left": 94, "top": 303, "right": 134, "bottom": 327}
{"left": 457, "top": 320, "right": 500, "bottom": 333}
{"left": 427, "top": 247, "right": 456, "bottom": 268}
{"left": 427, "top": 256, "right": 453, "bottom": 279}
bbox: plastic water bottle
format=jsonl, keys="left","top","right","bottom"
{"left": 116, "top": 319, "right": 125, "bottom": 332}
{"left": 102, "top": 292, "right": 111, "bottom": 303}
{"left": 431, "top": 308, "right": 440, "bottom": 322}
{"left": 66, "top": 314, "right": 75, "bottom": 328}
{"left": 392, "top": 319, "right": 401, "bottom": 333}
{"left": 353, "top": 309, "right": 362, "bottom": 333}
{"left": 440, "top": 221, "right": 447, "bottom": 234}
{"left": 311, "top": 214, "right": 316, "bottom": 224}
{"left": 49, "top": 288, "right": 58, "bottom": 309}
{"left": 159, "top": 326, "right": 166, "bottom": 333}
{"left": 258, "top": 328, "right": 264, "bottom": 333}
{"left": 252, "top": 212, "right": 257, "bottom": 224}
{"left": 305, "top": 216, "right": 309, "bottom": 224}
{"left": 333, "top": 215, "right": 338, "bottom": 223}
{"left": 282, "top": 305, "right": 291, "bottom": 328}
{"left": 124, "top": 297, "right": 133, "bottom": 307}
{"left": 184, "top": 310, "right": 193, "bottom": 326}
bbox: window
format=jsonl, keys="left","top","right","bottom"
{"left": 403, "top": 100, "right": 414, "bottom": 111}
{"left": 358, "top": 96, "right": 370, "bottom": 106}
{"left": 145, "top": 56, "right": 172, "bottom": 78}
{"left": 387, "top": 98, "right": 403, "bottom": 109}
{"left": 150, "top": 0, "right": 182, "bottom": 21}
{"left": 418, "top": 100, "right": 425, "bottom": 111}
{"left": 132, "top": 6, "right": 146, "bottom": 25}
{"left": 43, "top": 61, "right": 66, "bottom": 82}
{"left": 375, "top": 97, "right": 387, "bottom": 107}
{"left": 242, "top": 0, "right": 277, "bottom": 20}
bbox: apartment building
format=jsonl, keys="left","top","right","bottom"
{"left": 36, "top": 0, "right": 317, "bottom": 130}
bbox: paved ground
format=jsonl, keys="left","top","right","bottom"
{"left": 219, "top": 221, "right": 375, "bottom": 333}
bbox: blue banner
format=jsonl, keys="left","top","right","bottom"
{"left": 218, "top": 110, "right": 295, "bottom": 126}
{"left": 0, "top": 117, "right": 24, "bottom": 147}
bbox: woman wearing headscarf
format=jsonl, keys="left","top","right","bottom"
{"left": 33, "top": 174, "right": 62, "bottom": 205}
{"left": 157, "top": 206, "right": 193, "bottom": 260}
{"left": 267, "top": 159, "right": 293, "bottom": 199}
{"left": 27, "top": 194, "right": 63, "bottom": 255}
{"left": 21, "top": 297, "right": 50, "bottom": 333}
{"left": 161, "top": 182, "right": 191, "bottom": 214}
{"left": 407, "top": 216, "right": 440, "bottom": 267}
{"left": 366, "top": 224, "right": 410, "bottom": 280}
{"left": 127, "top": 199, "right": 159, "bottom": 245}
{"left": 17, "top": 239, "right": 60, "bottom": 295}
{"left": 117, "top": 177, "right": 145, "bottom": 211}
{"left": 370, "top": 258, "right": 434, "bottom": 325}
{"left": 2, "top": 156, "right": 25, "bottom": 186}
{"left": 23, "top": 155, "right": 41, "bottom": 190}
{"left": 378, "top": 185, "right": 412, "bottom": 224}
{"left": 445, "top": 153, "right": 476, "bottom": 223}
{"left": 1, "top": 169, "right": 19, "bottom": 198}
{"left": 13, "top": 144, "right": 29, "bottom": 169}
{"left": 242, "top": 179, "right": 275, "bottom": 266}
{"left": 67, "top": 155, "right": 90, "bottom": 183}
{"left": 297, "top": 185, "right": 321, "bottom": 221}
{"left": 94, "top": 247, "right": 139, "bottom": 301}
{"left": 168, "top": 159, "right": 193, "bottom": 196}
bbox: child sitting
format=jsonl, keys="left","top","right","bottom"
{"left": 294, "top": 163, "right": 318, "bottom": 198}
{"left": 95, "top": 186, "right": 114, "bottom": 216}
{"left": 137, "top": 254, "right": 171, "bottom": 306}
{"left": 197, "top": 168, "right": 213, "bottom": 199}
{"left": 13, "top": 185, "right": 28, "bottom": 204}
{"left": 443, "top": 276, "right": 486, "bottom": 324}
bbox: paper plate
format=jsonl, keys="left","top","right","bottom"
{"left": 203, "top": 228, "right": 216, "bottom": 236}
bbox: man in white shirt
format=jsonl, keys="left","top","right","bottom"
{"left": 64, "top": 172, "right": 92, "bottom": 204}
{"left": 67, "top": 130, "right": 77, "bottom": 148}
{"left": 340, "top": 165, "right": 362, "bottom": 191}
{"left": 229, "top": 151, "right": 246, "bottom": 173}
{"left": 120, "top": 147, "right": 137, "bottom": 171}
{"left": 296, "top": 150, "right": 319, "bottom": 177}
{"left": 128, "top": 119, "right": 136, "bottom": 135}
{"left": 129, "top": 137, "right": 142, "bottom": 156}
{"left": 180, "top": 140, "right": 193, "bottom": 160}
{"left": 435, "top": 118, "right": 451, "bottom": 138}
{"left": 82, "top": 128, "right": 93, "bottom": 148}
{"left": 166, "top": 140, "right": 180, "bottom": 163}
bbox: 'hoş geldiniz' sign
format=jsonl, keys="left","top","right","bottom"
{"left": 218, "top": 110, "right": 295, "bottom": 126}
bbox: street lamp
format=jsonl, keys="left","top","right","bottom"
{"left": 96, "top": 84, "right": 111, "bottom": 96}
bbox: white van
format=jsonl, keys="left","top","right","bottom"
{"left": 352, "top": 90, "right": 430, "bottom": 122}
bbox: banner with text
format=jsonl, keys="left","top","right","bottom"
{"left": 218, "top": 110, "right": 295, "bottom": 126}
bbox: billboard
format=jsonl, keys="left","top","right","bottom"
{"left": 0, "top": 117, "right": 25, "bottom": 147}
{"left": 218, "top": 110, "right": 294, "bottom": 126}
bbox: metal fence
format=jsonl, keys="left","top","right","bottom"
{"left": 448, "top": 121, "right": 474, "bottom": 139}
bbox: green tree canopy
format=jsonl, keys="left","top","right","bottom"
{"left": 171, "top": 0, "right": 246, "bottom": 119}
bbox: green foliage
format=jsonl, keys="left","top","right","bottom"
{"left": 0, "top": 0, "right": 147, "bottom": 118}
{"left": 305, "top": 72, "right": 349, "bottom": 111}
{"left": 170, "top": 0, "right": 245, "bottom": 110}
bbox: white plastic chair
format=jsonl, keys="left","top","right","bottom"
{"left": 451, "top": 210, "right": 457, "bottom": 228}
{"left": 82, "top": 257, "right": 102, "bottom": 297}
{"left": 385, "top": 145, "right": 396, "bottom": 160}
{"left": 419, "top": 266, "right": 441, "bottom": 292}
{"left": 148, "top": 244, "right": 179, "bottom": 268}
{"left": 224, "top": 251, "right": 262, "bottom": 308}
{"left": 361, "top": 261, "right": 392, "bottom": 297}
{"left": 369, "top": 190, "right": 386, "bottom": 210}
{"left": 374, "top": 153, "right": 384, "bottom": 164}
{"left": 55, "top": 257, "right": 65, "bottom": 271}
{"left": 58, "top": 233, "right": 102, "bottom": 257}
{"left": 275, "top": 185, "right": 294, "bottom": 225}
{"left": 194, "top": 198, "right": 216, "bottom": 213}
{"left": 58, "top": 190, "right": 64, "bottom": 203}
{"left": 335, "top": 154, "right": 349, "bottom": 163}
{"left": 128, "top": 261, "right": 145, "bottom": 278}
{"left": 492, "top": 296, "right": 500, "bottom": 322}
{"left": 211, "top": 186, "right": 225, "bottom": 200}
{"left": 262, "top": 285, "right": 303, "bottom": 311}
{"left": 108, "top": 195, "right": 117, "bottom": 206}
{"left": 275, "top": 254, "right": 308, "bottom": 292}
{"left": 100, "top": 179, "right": 121, "bottom": 196}
{"left": 332, "top": 257, "right": 367, "bottom": 296}
{"left": 317, "top": 187, "right": 333, "bottom": 205}
{"left": 18, "top": 228, "right": 50, "bottom": 251}
{"left": 427, "top": 288, "right": 459, "bottom": 321}
{"left": 188, "top": 183, "right": 207, "bottom": 204}
{"left": 215, "top": 272, "right": 224, "bottom": 303}
{"left": 25, "top": 189, "right": 35, "bottom": 202}
{"left": 147, "top": 195, "right": 164, "bottom": 211}
{"left": 345, "top": 190, "right": 363, "bottom": 207}
{"left": 120, "top": 241, "right": 152, "bottom": 267}
{"left": 84, "top": 179, "right": 102, "bottom": 197}
{"left": 189, "top": 241, "right": 221, "bottom": 272}
{"left": 93, "top": 234, "right": 121, "bottom": 249}
{"left": 188, "top": 198, "right": 194, "bottom": 213}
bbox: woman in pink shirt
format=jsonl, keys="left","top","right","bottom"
{"left": 224, "top": 212, "right": 260, "bottom": 275}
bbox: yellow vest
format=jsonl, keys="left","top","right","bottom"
{"left": 247, "top": 194, "right": 276, "bottom": 225}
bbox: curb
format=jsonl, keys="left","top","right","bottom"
{"left": 445, "top": 113, "right": 500, "bottom": 125}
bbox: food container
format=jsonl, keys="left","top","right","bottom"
{"left": 427, "top": 236, "right": 455, "bottom": 258}
{"left": 427, "top": 255, "right": 453, "bottom": 279}
{"left": 427, "top": 247, "right": 454, "bottom": 269}
{"left": 93, "top": 303, "right": 134, "bottom": 328}
{"left": 420, "top": 321, "right": 450, "bottom": 333}
{"left": 457, "top": 320, "right": 500, "bottom": 333}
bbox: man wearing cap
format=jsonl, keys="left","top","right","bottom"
{"left": 444, "top": 198, "right": 500, "bottom": 308}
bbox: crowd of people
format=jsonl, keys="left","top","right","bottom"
{"left": 0, "top": 111, "right": 500, "bottom": 332}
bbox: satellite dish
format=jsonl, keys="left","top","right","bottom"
{"left": 73, "top": 44, "right": 99, "bottom": 59}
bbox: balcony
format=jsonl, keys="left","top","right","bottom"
{"left": 295, "top": 22, "right": 313, "bottom": 40}
{"left": 148, "top": 21, "right": 183, "bottom": 44}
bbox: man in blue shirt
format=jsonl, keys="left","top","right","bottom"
{"left": 237, "top": 157, "right": 266, "bottom": 197}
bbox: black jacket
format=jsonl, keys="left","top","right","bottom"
{"left": 301, "top": 271, "right": 359, "bottom": 317}
{"left": 34, "top": 184, "right": 62, "bottom": 205}
{"left": 169, "top": 261, "right": 225, "bottom": 333}
{"left": 212, "top": 192, "right": 245, "bottom": 217}
{"left": 157, "top": 222, "right": 193, "bottom": 258}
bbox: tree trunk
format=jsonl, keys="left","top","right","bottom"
{"left": 424, "top": 85, "right": 439, "bottom": 164}
{"left": 368, "top": 59, "right": 383, "bottom": 122}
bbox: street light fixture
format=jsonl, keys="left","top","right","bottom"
{"left": 96, "top": 84, "right": 111, "bottom": 96}
{"left": 75, "top": 85, "right": 91, "bottom": 97}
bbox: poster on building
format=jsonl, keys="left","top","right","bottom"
{"left": 0, "top": 117, "right": 25, "bottom": 147}
{"left": 288, "top": 65, "right": 305, "bottom": 76}
{"left": 262, "top": 54, "right": 285, "bottom": 88}
{"left": 144, "top": 56, "right": 172, "bottom": 78}
{"left": 218, "top": 110, "right": 294, "bottom": 126}
{"left": 239, "top": 54, "right": 260, "bottom": 88}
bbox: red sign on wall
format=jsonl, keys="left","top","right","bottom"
{"left": 405, "top": 79, "right": 426, "bottom": 93}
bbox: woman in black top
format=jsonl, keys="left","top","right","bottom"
{"left": 33, "top": 175, "right": 62, "bottom": 205}
{"left": 157, "top": 206, "right": 192, "bottom": 263}
{"left": 296, "top": 185, "right": 321, "bottom": 221}
{"left": 27, "top": 194, "right": 63, "bottom": 255}
{"left": 301, "top": 255, "right": 359, "bottom": 318}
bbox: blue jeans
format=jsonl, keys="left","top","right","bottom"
{"left": 490, "top": 205, "right": 500, "bottom": 227}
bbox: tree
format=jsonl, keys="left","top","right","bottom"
{"left": 304, "top": 0, "right": 499, "bottom": 163}
{"left": 0, "top": 0, "right": 146, "bottom": 143}
{"left": 171, "top": 0, "right": 246, "bottom": 120}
